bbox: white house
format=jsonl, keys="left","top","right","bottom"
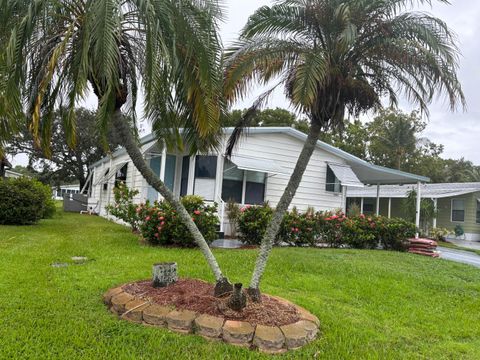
{"left": 85, "top": 127, "right": 429, "bottom": 232}
{"left": 52, "top": 184, "right": 81, "bottom": 200}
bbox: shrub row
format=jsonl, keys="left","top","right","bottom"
{"left": 0, "top": 177, "right": 56, "bottom": 225}
{"left": 237, "top": 205, "right": 416, "bottom": 251}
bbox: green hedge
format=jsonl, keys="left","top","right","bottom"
{"left": 0, "top": 177, "right": 56, "bottom": 225}
{"left": 237, "top": 205, "right": 416, "bottom": 251}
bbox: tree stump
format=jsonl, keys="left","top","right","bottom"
{"left": 152, "top": 262, "right": 177, "bottom": 288}
{"left": 227, "top": 283, "right": 247, "bottom": 311}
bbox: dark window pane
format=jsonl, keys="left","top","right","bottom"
{"left": 476, "top": 201, "right": 480, "bottom": 224}
{"left": 325, "top": 166, "right": 341, "bottom": 192}
{"left": 195, "top": 155, "right": 217, "bottom": 178}
{"left": 452, "top": 210, "right": 465, "bottom": 222}
{"left": 245, "top": 182, "right": 265, "bottom": 205}
{"left": 180, "top": 156, "right": 190, "bottom": 196}
{"left": 222, "top": 179, "right": 243, "bottom": 203}
{"left": 115, "top": 163, "right": 128, "bottom": 187}
{"left": 165, "top": 155, "right": 176, "bottom": 191}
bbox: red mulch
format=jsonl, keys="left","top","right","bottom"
{"left": 123, "top": 278, "right": 300, "bottom": 327}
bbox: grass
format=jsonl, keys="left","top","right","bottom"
{"left": 438, "top": 240, "right": 480, "bottom": 256}
{"left": 1, "top": 211, "right": 479, "bottom": 359}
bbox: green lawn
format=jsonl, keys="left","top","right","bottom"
{"left": 1, "top": 211, "right": 479, "bottom": 359}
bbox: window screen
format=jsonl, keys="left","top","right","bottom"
{"left": 245, "top": 171, "right": 266, "bottom": 205}
{"left": 180, "top": 156, "right": 190, "bottom": 197}
{"left": 222, "top": 159, "right": 243, "bottom": 203}
{"left": 451, "top": 199, "right": 465, "bottom": 222}
{"left": 194, "top": 155, "right": 217, "bottom": 200}
{"left": 477, "top": 200, "right": 480, "bottom": 224}
{"left": 325, "top": 165, "right": 341, "bottom": 193}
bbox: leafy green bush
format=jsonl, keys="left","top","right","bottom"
{"left": 237, "top": 203, "right": 273, "bottom": 245}
{"left": 0, "top": 177, "right": 55, "bottom": 225}
{"left": 376, "top": 217, "right": 416, "bottom": 251}
{"left": 105, "top": 182, "right": 140, "bottom": 231}
{"left": 137, "top": 195, "right": 219, "bottom": 247}
{"left": 454, "top": 224, "right": 464, "bottom": 237}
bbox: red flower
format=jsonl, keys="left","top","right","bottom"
{"left": 145, "top": 216, "right": 151, "bottom": 221}
{"left": 193, "top": 210, "right": 201, "bottom": 215}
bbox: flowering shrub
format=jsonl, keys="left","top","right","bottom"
{"left": 278, "top": 207, "right": 318, "bottom": 246}
{"left": 237, "top": 203, "right": 273, "bottom": 245}
{"left": 137, "top": 195, "right": 219, "bottom": 247}
{"left": 429, "top": 227, "right": 452, "bottom": 241}
{"left": 105, "top": 182, "right": 140, "bottom": 231}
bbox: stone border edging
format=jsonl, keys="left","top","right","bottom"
{"left": 103, "top": 284, "right": 320, "bottom": 354}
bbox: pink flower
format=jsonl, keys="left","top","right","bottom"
{"left": 360, "top": 214, "right": 365, "bottom": 219}
{"left": 291, "top": 227, "right": 296, "bottom": 232}
{"left": 192, "top": 218, "right": 195, "bottom": 221}
{"left": 159, "top": 216, "right": 164, "bottom": 221}
{"left": 160, "top": 221, "right": 165, "bottom": 226}
{"left": 145, "top": 216, "right": 151, "bottom": 221}
{"left": 193, "top": 210, "right": 201, "bottom": 215}
{"left": 154, "top": 233, "right": 159, "bottom": 238}
{"left": 331, "top": 215, "right": 338, "bottom": 220}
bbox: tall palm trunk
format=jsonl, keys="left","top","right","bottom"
{"left": 248, "top": 123, "right": 322, "bottom": 301}
{"left": 112, "top": 109, "right": 231, "bottom": 293}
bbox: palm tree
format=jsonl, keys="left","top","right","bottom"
{"left": 1, "top": 0, "right": 232, "bottom": 294}
{"left": 224, "top": 0, "right": 465, "bottom": 300}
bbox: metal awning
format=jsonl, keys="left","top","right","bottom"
{"left": 328, "top": 163, "right": 364, "bottom": 188}
{"left": 230, "top": 155, "right": 289, "bottom": 175}
{"left": 93, "top": 162, "right": 128, "bottom": 186}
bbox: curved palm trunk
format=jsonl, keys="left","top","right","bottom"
{"left": 248, "top": 123, "right": 321, "bottom": 301}
{"left": 112, "top": 110, "right": 231, "bottom": 292}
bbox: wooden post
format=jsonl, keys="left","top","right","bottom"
{"left": 152, "top": 262, "right": 178, "bottom": 288}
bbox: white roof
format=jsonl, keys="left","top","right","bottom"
{"left": 347, "top": 182, "right": 480, "bottom": 199}
{"left": 230, "top": 155, "right": 289, "bottom": 175}
{"left": 328, "top": 163, "right": 364, "bottom": 188}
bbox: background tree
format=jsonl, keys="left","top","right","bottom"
{"left": 368, "top": 109, "right": 422, "bottom": 170}
{"left": 1, "top": 0, "right": 231, "bottom": 293}
{"left": 8, "top": 108, "right": 123, "bottom": 189}
{"left": 224, "top": 0, "right": 464, "bottom": 300}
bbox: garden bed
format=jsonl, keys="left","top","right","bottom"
{"left": 104, "top": 279, "right": 320, "bottom": 353}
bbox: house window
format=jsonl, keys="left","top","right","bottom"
{"left": 476, "top": 200, "right": 480, "bottom": 224}
{"left": 245, "top": 171, "right": 266, "bottom": 205}
{"left": 180, "top": 156, "right": 190, "bottom": 197}
{"left": 325, "top": 165, "right": 341, "bottom": 193}
{"left": 194, "top": 155, "right": 217, "bottom": 200}
{"left": 115, "top": 163, "right": 128, "bottom": 187}
{"left": 102, "top": 168, "right": 110, "bottom": 191}
{"left": 221, "top": 159, "right": 266, "bottom": 205}
{"left": 363, "top": 198, "right": 375, "bottom": 214}
{"left": 222, "top": 159, "right": 243, "bottom": 203}
{"left": 147, "top": 157, "right": 162, "bottom": 203}
{"left": 451, "top": 199, "right": 465, "bottom": 222}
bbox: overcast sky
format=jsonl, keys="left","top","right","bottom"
{"left": 12, "top": 0, "right": 480, "bottom": 166}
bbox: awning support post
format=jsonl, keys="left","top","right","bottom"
{"left": 376, "top": 183, "right": 380, "bottom": 216}
{"left": 432, "top": 198, "right": 438, "bottom": 229}
{"left": 415, "top": 181, "right": 421, "bottom": 239}
{"left": 360, "top": 197, "right": 364, "bottom": 214}
{"left": 388, "top": 197, "right": 392, "bottom": 219}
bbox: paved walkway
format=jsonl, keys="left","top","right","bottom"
{"left": 438, "top": 247, "right": 480, "bottom": 268}
{"left": 445, "top": 239, "right": 480, "bottom": 251}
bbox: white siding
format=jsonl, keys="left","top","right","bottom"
{"left": 228, "top": 132, "right": 345, "bottom": 212}
{"left": 89, "top": 131, "right": 347, "bottom": 219}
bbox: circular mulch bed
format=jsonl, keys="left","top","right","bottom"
{"left": 123, "top": 279, "right": 299, "bottom": 327}
{"left": 104, "top": 278, "right": 320, "bottom": 353}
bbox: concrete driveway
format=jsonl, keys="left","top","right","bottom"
{"left": 438, "top": 247, "right": 480, "bottom": 268}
